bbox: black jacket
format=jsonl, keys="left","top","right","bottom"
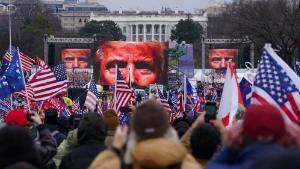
{"left": 59, "top": 113, "right": 107, "bottom": 169}
{"left": 34, "top": 124, "right": 57, "bottom": 169}
{"left": 45, "top": 123, "right": 66, "bottom": 147}
{"left": 59, "top": 144, "right": 106, "bottom": 169}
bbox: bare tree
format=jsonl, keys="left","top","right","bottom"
{"left": 220, "top": 0, "right": 300, "bottom": 66}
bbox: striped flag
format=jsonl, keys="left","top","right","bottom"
{"left": 239, "top": 77, "right": 253, "bottom": 108}
{"left": 4, "top": 48, "right": 34, "bottom": 72}
{"left": 37, "top": 57, "right": 49, "bottom": 69}
{"left": 29, "top": 64, "right": 68, "bottom": 101}
{"left": 114, "top": 68, "right": 132, "bottom": 116}
{"left": 177, "top": 87, "right": 184, "bottom": 114}
{"left": 156, "top": 84, "right": 174, "bottom": 124}
{"left": 84, "top": 77, "right": 100, "bottom": 112}
{"left": 14, "top": 84, "right": 34, "bottom": 99}
{"left": 218, "top": 65, "right": 245, "bottom": 127}
{"left": 71, "top": 98, "right": 80, "bottom": 113}
{"left": 251, "top": 45, "right": 300, "bottom": 123}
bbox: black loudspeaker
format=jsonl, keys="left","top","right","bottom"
{"left": 68, "top": 87, "right": 87, "bottom": 109}
{"left": 48, "top": 44, "right": 55, "bottom": 66}
{"left": 103, "top": 85, "right": 109, "bottom": 91}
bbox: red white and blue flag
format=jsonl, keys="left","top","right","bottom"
{"left": 84, "top": 77, "right": 101, "bottom": 112}
{"left": 4, "top": 49, "right": 34, "bottom": 72}
{"left": 37, "top": 57, "right": 49, "bottom": 69}
{"left": 28, "top": 64, "right": 68, "bottom": 101}
{"left": 251, "top": 45, "right": 300, "bottom": 123}
{"left": 114, "top": 68, "right": 132, "bottom": 116}
{"left": 156, "top": 84, "right": 174, "bottom": 124}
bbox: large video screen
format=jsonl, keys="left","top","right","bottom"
{"left": 54, "top": 45, "right": 94, "bottom": 87}
{"left": 208, "top": 49, "right": 238, "bottom": 69}
{"left": 61, "top": 48, "right": 91, "bottom": 69}
{"left": 94, "top": 41, "right": 168, "bottom": 87}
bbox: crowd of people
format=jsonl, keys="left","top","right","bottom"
{"left": 0, "top": 98, "right": 300, "bottom": 169}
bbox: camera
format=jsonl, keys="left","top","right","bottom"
{"left": 26, "top": 113, "right": 34, "bottom": 122}
{"left": 204, "top": 102, "right": 217, "bottom": 123}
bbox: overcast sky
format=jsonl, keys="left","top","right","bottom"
{"left": 95, "top": 0, "right": 232, "bottom": 12}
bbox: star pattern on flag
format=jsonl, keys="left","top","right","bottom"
{"left": 254, "top": 50, "right": 298, "bottom": 105}
{"left": 52, "top": 64, "right": 67, "bottom": 81}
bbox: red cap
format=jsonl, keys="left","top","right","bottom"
{"left": 4, "top": 109, "right": 28, "bottom": 127}
{"left": 243, "top": 104, "right": 285, "bottom": 141}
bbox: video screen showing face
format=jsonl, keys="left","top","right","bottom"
{"left": 95, "top": 41, "right": 168, "bottom": 87}
{"left": 208, "top": 49, "right": 238, "bottom": 69}
{"left": 61, "top": 49, "right": 91, "bottom": 69}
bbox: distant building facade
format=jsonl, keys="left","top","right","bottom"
{"left": 90, "top": 9, "right": 207, "bottom": 42}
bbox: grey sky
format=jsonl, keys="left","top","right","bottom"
{"left": 96, "top": 0, "right": 232, "bottom": 12}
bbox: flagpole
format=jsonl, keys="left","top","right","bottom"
{"left": 8, "top": 0, "right": 12, "bottom": 109}
{"left": 8, "top": 0, "right": 11, "bottom": 53}
{"left": 113, "top": 64, "right": 117, "bottom": 110}
{"left": 183, "top": 75, "right": 187, "bottom": 112}
{"left": 17, "top": 48, "right": 31, "bottom": 112}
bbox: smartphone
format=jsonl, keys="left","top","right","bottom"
{"left": 204, "top": 102, "right": 217, "bottom": 123}
{"left": 120, "top": 106, "right": 132, "bottom": 113}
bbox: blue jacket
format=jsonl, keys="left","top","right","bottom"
{"left": 205, "top": 143, "right": 285, "bottom": 169}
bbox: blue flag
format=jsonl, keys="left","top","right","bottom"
{"left": 0, "top": 59, "right": 9, "bottom": 77}
{"left": 239, "top": 77, "right": 253, "bottom": 108}
{"left": 0, "top": 47, "right": 25, "bottom": 100}
{"left": 186, "top": 78, "right": 195, "bottom": 105}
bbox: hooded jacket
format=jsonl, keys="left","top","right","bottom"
{"left": 59, "top": 113, "right": 107, "bottom": 169}
{"left": 88, "top": 129, "right": 202, "bottom": 169}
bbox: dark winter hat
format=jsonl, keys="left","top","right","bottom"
{"left": 77, "top": 112, "right": 107, "bottom": 145}
{"left": 132, "top": 101, "right": 169, "bottom": 140}
{"left": 103, "top": 109, "right": 118, "bottom": 130}
{"left": 243, "top": 104, "right": 285, "bottom": 142}
{"left": 44, "top": 108, "right": 58, "bottom": 124}
{"left": 0, "top": 125, "right": 40, "bottom": 168}
{"left": 4, "top": 109, "right": 28, "bottom": 127}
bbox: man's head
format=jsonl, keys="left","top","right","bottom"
{"left": 95, "top": 41, "right": 166, "bottom": 86}
{"left": 190, "top": 123, "right": 221, "bottom": 160}
{"left": 208, "top": 49, "right": 237, "bottom": 69}
{"left": 61, "top": 49, "right": 90, "bottom": 69}
{"left": 131, "top": 100, "right": 169, "bottom": 140}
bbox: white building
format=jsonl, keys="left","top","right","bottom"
{"left": 90, "top": 10, "right": 207, "bottom": 42}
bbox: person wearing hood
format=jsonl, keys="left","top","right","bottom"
{"left": 44, "top": 108, "right": 66, "bottom": 146}
{"left": 88, "top": 101, "right": 202, "bottom": 169}
{"left": 59, "top": 112, "right": 107, "bottom": 169}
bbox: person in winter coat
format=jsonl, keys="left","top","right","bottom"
{"left": 4, "top": 109, "right": 57, "bottom": 169}
{"left": 88, "top": 101, "right": 202, "bottom": 169}
{"left": 59, "top": 112, "right": 107, "bottom": 169}
{"left": 44, "top": 108, "right": 66, "bottom": 146}
{"left": 205, "top": 104, "right": 287, "bottom": 169}
{"left": 0, "top": 125, "right": 41, "bottom": 168}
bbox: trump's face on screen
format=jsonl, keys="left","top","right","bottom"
{"left": 61, "top": 49, "right": 90, "bottom": 69}
{"left": 95, "top": 41, "right": 166, "bottom": 87}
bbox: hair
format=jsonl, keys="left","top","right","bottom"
{"left": 95, "top": 41, "right": 166, "bottom": 82}
{"left": 124, "top": 127, "right": 179, "bottom": 164}
{"left": 190, "top": 123, "right": 221, "bottom": 160}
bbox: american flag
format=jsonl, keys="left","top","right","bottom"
{"left": 114, "top": 68, "right": 132, "bottom": 116}
{"left": 4, "top": 49, "right": 34, "bottom": 72}
{"left": 37, "top": 57, "right": 49, "bottom": 69}
{"left": 251, "top": 45, "right": 300, "bottom": 123}
{"left": 156, "top": 84, "right": 174, "bottom": 124}
{"left": 177, "top": 87, "right": 184, "bottom": 115}
{"left": 14, "top": 84, "right": 34, "bottom": 99}
{"left": 29, "top": 64, "right": 68, "bottom": 101}
{"left": 84, "top": 77, "right": 100, "bottom": 112}
{"left": 0, "top": 100, "right": 11, "bottom": 119}
{"left": 295, "top": 61, "right": 300, "bottom": 77}
{"left": 71, "top": 98, "right": 80, "bottom": 113}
